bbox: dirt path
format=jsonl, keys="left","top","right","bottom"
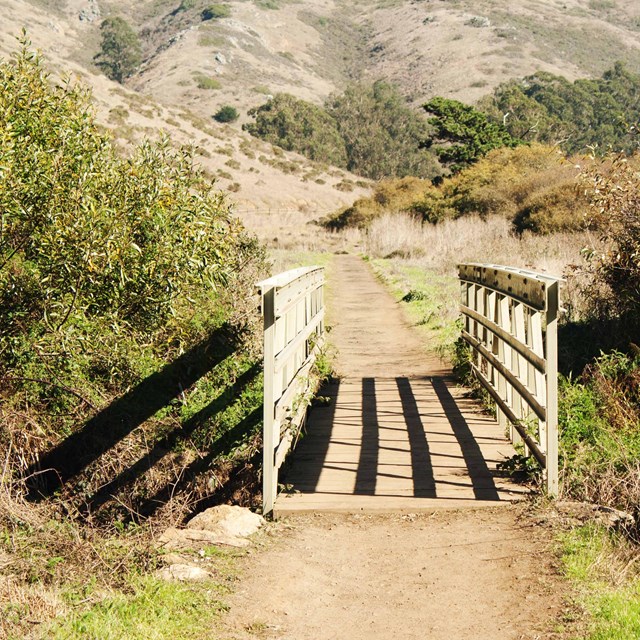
{"left": 221, "top": 254, "right": 566, "bottom": 639}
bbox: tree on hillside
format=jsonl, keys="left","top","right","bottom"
{"left": 243, "top": 93, "right": 348, "bottom": 167}
{"left": 327, "top": 81, "right": 441, "bottom": 180}
{"left": 94, "top": 17, "right": 142, "bottom": 83}
{"left": 423, "top": 97, "right": 519, "bottom": 172}
{"left": 481, "top": 64, "right": 640, "bottom": 155}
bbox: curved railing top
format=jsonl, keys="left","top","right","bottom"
{"left": 458, "top": 263, "right": 563, "bottom": 311}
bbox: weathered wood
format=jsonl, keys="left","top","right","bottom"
{"left": 257, "top": 266, "right": 325, "bottom": 515}
{"left": 458, "top": 263, "right": 561, "bottom": 496}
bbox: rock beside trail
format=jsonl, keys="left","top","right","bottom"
{"left": 187, "top": 504, "right": 265, "bottom": 538}
{"left": 158, "top": 505, "right": 265, "bottom": 553}
{"left": 157, "top": 563, "right": 212, "bottom": 582}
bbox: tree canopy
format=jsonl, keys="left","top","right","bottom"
{"left": 243, "top": 82, "right": 441, "bottom": 180}
{"left": 423, "top": 97, "right": 520, "bottom": 173}
{"left": 327, "top": 81, "right": 441, "bottom": 180}
{"left": 480, "top": 63, "right": 640, "bottom": 155}
{"left": 94, "top": 16, "right": 142, "bottom": 83}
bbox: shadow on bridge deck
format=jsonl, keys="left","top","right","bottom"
{"left": 275, "top": 375, "right": 528, "bottom": 515}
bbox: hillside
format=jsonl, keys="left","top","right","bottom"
{"left": 2, "top": 0, "right": 640, "bottom": 216}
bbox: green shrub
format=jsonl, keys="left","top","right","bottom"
{"left": 94, "top": 17, "right": 141, "bottom": 83}
{"left": 214, "top": 105, "right": 239, "bottom": 122}
{"left": 0, "top": 42, "right": 267, "bottom": 519}
{"left": 194, "top": 73, "right": 221, "bottom": 90}
{"left": 202, "top": 3, "right": 231, "bottom": 20}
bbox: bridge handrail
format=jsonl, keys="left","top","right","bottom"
{"left": 256, "top": 266, "right": 325, "bottom": 515}
{"left": 458, "top": 263, "right": 561, "bottom": 495}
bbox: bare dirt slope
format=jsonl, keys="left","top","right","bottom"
{"left": 221, "top": 255, "right": 566, "bottom": 639}
{"left": 224, "top": 500, "right": 564, "bottom": 639}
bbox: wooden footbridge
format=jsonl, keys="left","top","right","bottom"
{"left": 256, "top": 255, "right": 560, "bottom": 516}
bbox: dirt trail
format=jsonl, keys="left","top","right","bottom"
{"left": 222, "top": 254, "right": 566, "bottom": 639}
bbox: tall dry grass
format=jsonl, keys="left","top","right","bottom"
{"left": 362, "top": 213, "right": 598, "bottom": 319}
{"left": 364, "top": 213, "right": 590, "bottom": 274}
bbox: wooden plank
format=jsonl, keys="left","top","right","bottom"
{"left": 461, "top": 330, "right": 546, "bottom": 423}
{"left": 460, "top": 305, "right": 546, "bottom": 373}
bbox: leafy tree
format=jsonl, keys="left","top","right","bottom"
{"left": 214, "top": 105, "right": 239, "bottom": 122}
{"left": 481, "top": 63, "right": 640, "bottom": 155}
{"left": 327, "top": 81, "right": 440, "bottom": 180}
{"left": 94, "top": 16, "right": 142, "bottom": 83}
{"left": 423, "top": 97, "right": 519, "bottom": 172}
{"left": 244, "top": 93, "right": 348, "bottom": 167}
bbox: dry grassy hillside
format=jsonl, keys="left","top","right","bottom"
{"left": 2, "top": 0, "right": 640, "bottom": 216}
{"left": 0, "top": 0, "right": 371, "bottom": 218}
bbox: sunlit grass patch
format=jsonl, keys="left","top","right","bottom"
{"left": 561, "top": 525, "right": 640, "bottom": 640}
{"left": 49, "top": 575, "right": 229, "bottom": 639}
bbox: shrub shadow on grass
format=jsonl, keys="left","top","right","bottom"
{"left": 559, "top": 312, "right": 640, "bottom": 376}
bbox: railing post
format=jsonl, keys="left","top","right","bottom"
{"left": 545, "top": 281, "right": 559, "bottom": 497}
{"left": 257, "top": 266, "right": 326, "bottom": 516}
{"left": 261, "top": 284, "right": 277, "bottom": 516}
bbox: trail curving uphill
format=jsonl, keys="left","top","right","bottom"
{"left": 222, "top": 254, "right": 566, "bottom": 640}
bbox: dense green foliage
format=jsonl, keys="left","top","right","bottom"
{"left": 94, "top": 17, "right": 142, "bottom": 83}
{"left": 244, "top": 93, "right": 348, "bottom": 166}
{"left": 327, "top": 81, "right": 441, "bottom": 180}
{"left": 0, "top": 44, "right": 266, "bottom": 522}
{"left": 244, "top": 82, "right": 441, "bottom": 179}
{"left": 481, "top": 63, "right": 640, "bottom": 155}
{"left": 424, "top": 97, "right": 520, "bottom": 172}
{"left": 214, "top": 105, "right": 239, "bottom": 122}
{"left": 202, "top": 4, "right": 231, "bottom": 20}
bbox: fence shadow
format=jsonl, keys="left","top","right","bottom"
{"left": 26, "top": 324, "right": 246, "bottom": 504}
{"left": 282, "top": 376, "right": 501, "bottom": 502}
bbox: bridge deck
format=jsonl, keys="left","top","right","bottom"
{"left": 275, "top": 255, "right": 527, "bottom": 515}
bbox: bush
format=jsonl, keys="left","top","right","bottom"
{"left": 323, "top": 144, "right": 590, "bottom": 233}
{"left": 94, "top": 16, "right": 141, "bottom": 83}
{"left": 324, "top": 177, "right": 432, "bottom": 229}
{"left": 580, "top": 154, "right": 640, "bottom": 317}
{"left": 214, "top": 105, "right": 239, "bottom": 122}
{"left": 194, "top": 73, "right": 221, "bottom": 90}
{"left": 202, "top": 4, "right": 231, "bottom": 20}
{"left": 0, "top": 43, "right": 267, "bottom": 520}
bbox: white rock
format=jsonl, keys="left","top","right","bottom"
{"left": 157, "top": 563, "right": 211, "bottom": 582}
{"left": 186, "top": 505, "right": 265, "bottom": 538}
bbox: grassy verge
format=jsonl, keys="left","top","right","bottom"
{"left": 0, "top": 509, "right": 248, "bottom": 640}
{"left": 367, "top": 257, "right": 460, "bottom": 359}
{"left": 561, "top": 524, "right": 640, "bottom": 639}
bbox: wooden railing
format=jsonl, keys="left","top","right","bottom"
{"left": 256, "top": 267, "right": 325, "bottom": 515}
{"left": 458, "top": 263, "right": 561, "bottom": 495}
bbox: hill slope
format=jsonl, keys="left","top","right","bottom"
{"left": 3, "top": 0, "right": 640, "bottom": 213}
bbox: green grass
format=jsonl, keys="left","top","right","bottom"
{"left": 193, "top": 73, "right": 221, "bottom": 90}
{"left": 49, "top": 575, "right": 229, "bottom": 639}
{"left": 561, "top": 525, "right": 640, "bottom": 639}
